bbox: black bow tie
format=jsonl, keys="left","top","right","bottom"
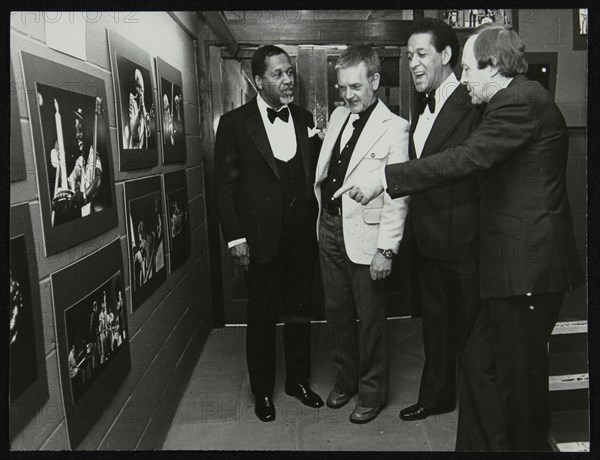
{"left": 418, "top": 93, "right": 436, "bottom": 114}
{"left": 267, "top": 106, "right": 290, "bottom": 124}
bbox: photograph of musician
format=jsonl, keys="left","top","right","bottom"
{"left": 117, "top": 56, "right": 156, "bottom": 150}
{"left": 64, "top": 272, "right": 128, "bottom": 403}
{"left": 166, "top": 183, "right": 191, "bottom": 272}
{"left": 162, "top": 93, "right": 175, "bottom": 146}
{"left": 134, "top": 219, "right": 158, "bottom": 287}
{"left": 314, "top": 45, "right": 409, "bottom": 424}
{"left": 68, "top": 107, "right": 103, "bottom": 217}
{"left": 214, "top": 45, "right": 324, "bottom": 422}
{"left": 10, "top": 236, "right": 39, "bottom": 402}
{"left": 36, "top": 83, "right": 113, "bottom": 227}
{"left": 397, "top": 18, "right": 482, "bottom": 423}
{"left": 336, "top": 24, "right": 584, "bottom": 450}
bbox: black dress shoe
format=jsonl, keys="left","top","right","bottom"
{"left": 285, "top": 381, "right": 324, "bottom": 408}
{"left": 255, "top": 396, "right": 275, "bottom": 422}
{"left": 399, "top": 403, "right": 453, "bottom": 421}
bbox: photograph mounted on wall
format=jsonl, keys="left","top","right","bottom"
{"left": 108, "top": 29, "right": 158, "bottom": 170}
{"left": 11, "top": 63, "right": 26, "bottom": 182}
{"left": 164, "top": 170, "right": 191, "bottom": 272}
{"left": 156, "top": 57, "right": 187, "bottom": 163}
{"left": 63, "top": 271, "right": 128, "bottom": 404}
{"left": 124, "top": 176, "right": 167, "bottom": 311}
{"left": 51, "top": 239, "right": 131, "bottom": 449}
{"left": 9, "top": 204, "right": 49, "bottom": 441}
{"left": 20, "top": 51, "right": 118, "bottom": 256}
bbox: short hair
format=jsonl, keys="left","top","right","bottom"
{"left": 335, "top": 44, "right": 381, "bottom": 78}
{"left": 410, "top": 18, "right": 460, "bottom": 68}
{"left": 470, "top": 24, "right": 528, "bottom": 77}
{"left": 251, "top": 45, "right": 290, "bottom": 78}
{"left": 137, "top": 220, "right": 146, "bottom": 237}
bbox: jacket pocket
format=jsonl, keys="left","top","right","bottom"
{"left": 362, "top": 207, "right": 383, "bottom": 224}
{"left": 486, "top": 212, "right": 522, "bottom": 240}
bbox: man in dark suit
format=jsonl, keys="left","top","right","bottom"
{"left": 398, "top": 18, "right": 482, "bottom": 423}
{"left": 337, "top": 24, "right": 584, "bottom": 450}
{"left": 214, "top": 45, "right": 324, "bottom": 422}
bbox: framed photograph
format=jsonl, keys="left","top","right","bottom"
{"left": 9, "top": 204, "right": 49, "bottom": 441}
{"left": 11, "top": 63, "right": 26, "bottom": 182}
{"left": 156, "top": 57, "right": 187, "bottom": 163}
{"left": 51, "top": 239, "right": 130, "bottom": 449}
{"left": 124, "top": 176, "right": 167, "bottom": 312}
{"left": 163, "top": 170, "right": 191, "bottom": 272}
{"left": 441, "top": 9, "right": 514, "bottom": 29}
{"left": 108, "top": 29, "right": 158, "bottom": 170}
{"left": 20, "top": 51, "right": 118, "bottom": 257}
{"left": 573, "top": 9, "right": 588, "bottom": 50}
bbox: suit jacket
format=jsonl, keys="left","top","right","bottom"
{"left": 385, "top": 75, "right": 584, "bottom": 298}
{"left": 315, "top": 100, "right": 410, "bottom": 265}
{"left": 214, "top": 97, "right": 321, "bottom": 264}
{"left": 409, "top": 84, "right": 482, "bottom": 263}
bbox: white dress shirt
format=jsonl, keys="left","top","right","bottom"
{"left": 413, "top": 72, "right": 461, "bottom": 158}
{"left": 228, "top": 95, "right": 298, "bottom": 249}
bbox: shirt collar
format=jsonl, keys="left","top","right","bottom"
{"left": 257, "top": 94, "right": 288, "bottom": 114}
{"left": 500, "top": 77, "right": 514, "bottom": 90}
{"left": 427, "top": 72, "right": 460, "bottom": 111}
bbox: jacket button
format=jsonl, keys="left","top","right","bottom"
{"left": 526, "top": 292, "right": 532, "bottom": 296}
{"left": 394, "top": 185, "right": 399, "bottom": 191}
{"left": 371, "top": 152, "right": 375, "bottom": 158}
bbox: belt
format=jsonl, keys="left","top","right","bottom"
{"left": 323, "top": 203, "right": 342, "bottom": 216}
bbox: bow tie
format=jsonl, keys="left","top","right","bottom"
{"left": 267, "top": 106, "right": 290, "bottom": 124}
{"left": 418, "top": 93, "right": 436, "bottom": 115}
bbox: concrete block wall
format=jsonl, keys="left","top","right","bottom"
{"left": 10, "top": 11, "right": 213, "bottom": 450}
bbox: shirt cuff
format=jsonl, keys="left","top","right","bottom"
{"left": 228, "top": 238, "right": 247, "bottom": 249}
{"left": 381, "top": 167, "right": 388, "bottom": 192}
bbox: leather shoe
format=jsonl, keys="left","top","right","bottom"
{"left": 326, "top": 389, "right": 355, "bottom": 409}
{"left": 349, "top": 405, "right": 380, "bottom": 424}
{"left": 254, "top": 396, "right": 275, "bottom": 422}
{"left": 285, "top": 381, "right": 324, "bottom": 408}
{"left": 399, "top": 403, "right": 452, "bottom": 421}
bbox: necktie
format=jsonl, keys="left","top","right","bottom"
{"left": 267, "top": 106, "right": 290, "bottom": 124}
{"left": 418, "top": 93, "right": 436, "bottom": 114}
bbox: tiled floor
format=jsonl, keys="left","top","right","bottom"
{"left": 164, "top": 318, "right": 458, "bottom": 451}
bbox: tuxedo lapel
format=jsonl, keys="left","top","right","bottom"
{"left": 420, "top": 85, "right": 472, "bottom": 158}
{"left": 345, "top": 101, "right": 389, "bottom": 179}
{"left": 409, "top": 104, "right": 420, "bottom": 160}
{"left": 243, "top": 98, "right": 279, "bottom": 179}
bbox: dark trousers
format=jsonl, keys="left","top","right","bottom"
{"left": 456, "top": 292, "right": 564, "bottom": 451}
{"left": 244, "top": 212, "right": 315, "bottom": 398}
{"left": 319, "top": 210, "right": 388, "bottom": 408}
{"left": 417, "top": 255, "right": 480, "bottom": 410}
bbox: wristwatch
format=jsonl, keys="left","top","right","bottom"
{"left": 378, "top": 248, "right": 394, "bottom": 259}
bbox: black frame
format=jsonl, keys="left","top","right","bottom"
{"left": 108, "top": 29, "right": 159, "bottom": 170}
{"left": 11, "top": 63, "right": 26, "bottom": 182}
{"left": 9, "top": 204, "right": 49, "bottom": 442}
{"left": 156, "top": 57, "right": 187, "bottom": 163}
{"left": 163, "top": 170, "right": 191, "bottom": 273}
{"left": 20, "top": 51, "right": 118, "bottom": 257}
{"left": 51, "top": 239, "right": 131, "bottom": 449}
{"left": 124, "top": 175, "right": 167, "bottom": 312}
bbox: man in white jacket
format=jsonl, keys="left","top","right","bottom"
{"left": 315, "top": 45, "right": 409, "bottom": 424}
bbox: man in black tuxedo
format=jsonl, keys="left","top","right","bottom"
{"left": 398, "top": 18, "right": 482, "bottom": 423}
{"left": 214, "top": 45, "right": 324, "bottom": 422}
{"left": 337, "top": 24, "right": 584, "bottom": 450}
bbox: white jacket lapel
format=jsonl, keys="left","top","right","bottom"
{"left": 344, "top": 101, "right": 390, "bottom": 180}
{"left": 316, "top": 106, "right": 350, "bottom": 183}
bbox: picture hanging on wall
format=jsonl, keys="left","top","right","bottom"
{"left": 9, "top": 204, "right": 49, "bottom": 442}
{"left": 164, "top": 170, "right": 191, "bottom": 272}
{"left": 108, "top": 29, "right": 158, "bottom": 170}
{"left": 124, "top": 175, "right": 167, "bottom": 312}
{"left": 20, "top": 51, "right": 118, "bottom": 257}
{"left": 572, "top": 9, "right": 588, "bottom": 50}
{"left": 11, "top": 62, "right": 26, "bottom": 182}
{"left": 51, "top": 239, "right": 130, "bottom": 449}
{"left": 156, "top": 57, "right": 187, "bottom": 163}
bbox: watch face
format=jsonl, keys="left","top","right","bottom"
{"left": 380, "top": 249, "right": 393, "bottom": 259}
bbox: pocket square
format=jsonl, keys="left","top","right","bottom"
{"left": 308, "top": 126, "right": 321, "bottom": 138}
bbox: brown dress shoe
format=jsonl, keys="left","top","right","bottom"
{"left": 326, "top": 389, "right": 355, "bottom": 409}
{"left": 349, "top": 405, "right": 380, "bottom": 424}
